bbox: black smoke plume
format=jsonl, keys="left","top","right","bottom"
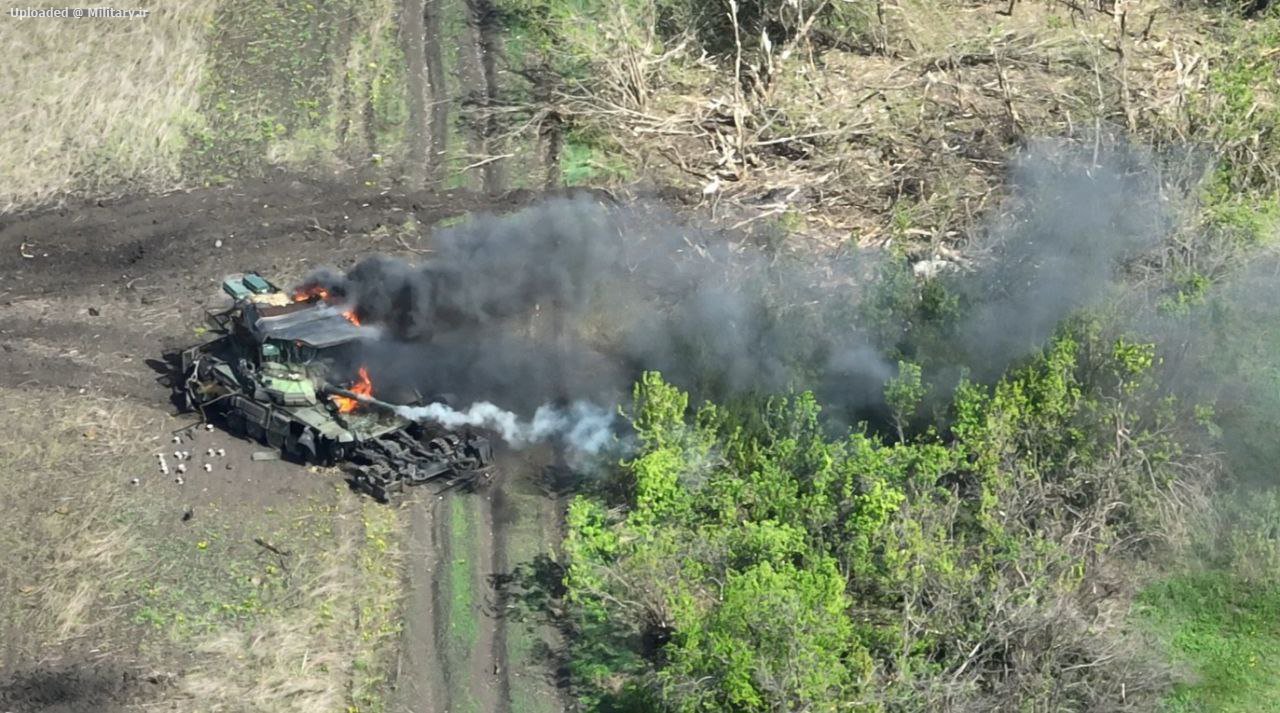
{"left": 300, "top": 141, "right": 1174, "bottom": 443}
{"left": 304, "top": 197, "right": 890, "bottom": 420}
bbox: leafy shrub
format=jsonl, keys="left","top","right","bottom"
{"left": 560, "top": 327, "right": 1211, "bottom": 711}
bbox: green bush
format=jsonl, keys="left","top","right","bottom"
{"left": 561, "top": 325, "right": 1209, "bottom": 710}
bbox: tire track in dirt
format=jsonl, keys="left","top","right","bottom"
{"left": 393, "top": 495, "right": 451, "bottom": 713}
{"left": 467, "top": 483, "right": 511, "bottom": 713}
{"left": 0, "top": 178, "right": 493, "bottom": 299}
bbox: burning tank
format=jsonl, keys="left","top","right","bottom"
{"left": 174, "top": 272, "right": 492, "bottom": 501}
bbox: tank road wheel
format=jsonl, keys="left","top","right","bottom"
{"left": 295, "top": 429, "right": 317, "bottom": 463}
{"left": 284, "top": 430, "right": 316, "bottom": 464}
{"left": 319, "top": 439, "right": 342, "bottom": 466}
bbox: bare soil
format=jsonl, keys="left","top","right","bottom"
{"left": 0, "top": 663, "right": 170, "bottom": 713}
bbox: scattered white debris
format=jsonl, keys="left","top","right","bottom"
{"left": 174, "top": 476, "right": 184, "bottom": 485}
{"left": 173, "top": 450, "right": 182, "bottom": 459}
{"left": 206, "top": 448, "right": 215, "bottom": 457}
{"left": 203, "top": 463, "right": 213, "bottom": 472}
{"left": 216, "top": 448, "right": 226, "bottom": 457}
{"left": 176, "top": 463, "right": 187, "bottom": 474}
{"left": 214, "top": 239, "right": 223, "bottom": 248}
{"left": 130, "top": 478, "right": 140, "bottom": 486}
{"left": 172, "top": 436, "right": 181, "bottom": 444}
{"left": 205, "top": 423, "right": 215, "bottom": 431}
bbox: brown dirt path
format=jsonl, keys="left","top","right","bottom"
{"left": 392, "top": 494, "right": 451, "bottom": 713}
{"left": 467, "top": 482, "right": 511, "bottom": 713}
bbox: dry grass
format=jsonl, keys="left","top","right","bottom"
{"left": 0, "top": 389, "right": 160, "bottom": 663}
{"left": 0, "top": 0, "right": 218, "bottom": 212}
{"left": 177, "top": 499, "right": 405, "bottom": 713}
{"left": 0, "top": 385, "right": 407, "bottom": 711}
{"left": 180, "top": 545, "right": 357, "bottom": 712}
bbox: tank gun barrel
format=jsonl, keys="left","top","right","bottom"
{"left": 319, "top": 383, "right": 402, "bottom": 415}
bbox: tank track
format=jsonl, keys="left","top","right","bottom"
{"left": 347, "top": 429, "right": 493, "bottom": 502}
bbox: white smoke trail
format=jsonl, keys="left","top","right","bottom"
{"left": 395, "top": 400, "right": 616, "bottom": 454}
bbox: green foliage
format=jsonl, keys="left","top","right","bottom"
{"left": 661, "top": 559, "right": 867, "bottom": 712}
{"left": 1188, "top": 14, "right": 1280, "bottom": 260}
{"left": 563, "top": 333, "right": 1204, "bottom": 710}
{"left": 1202, "top": 166, "right": 1280, "bottom": 249}
{"left": 884, "top": 360, "right": 926, "bottom": 441}
{"left": 561, "top": 134, "right": 633, "bottom": 185}
{"left": 858, "top": 255, "right": 961, "bottom": 372}
{"left": 1167, "top": 267, "right": 1280, "bottom": 486}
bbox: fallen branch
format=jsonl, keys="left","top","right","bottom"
{"left": 396, "top": 235, "right": 433, "bottom": 255}
{"left": 461, "top": 153, "right": 515, "bottom": 171}
{"left": 254, "top": 537, "right": 291, "bottom": 557}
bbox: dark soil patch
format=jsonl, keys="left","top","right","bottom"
{"left": 0, "top": 663, "right": 167, "bottom": 713}
{"left": 0, "top": 173, "right": 504, "bottom": 299}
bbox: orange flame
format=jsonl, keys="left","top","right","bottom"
{"left": 331, "top": 367, "right": 373, "bottom": 414}
{"left": 292, "top": 285, "right": 331, "bottom": 303}
{"left": 294, "top": 284, "right": 362, "bottom": 326}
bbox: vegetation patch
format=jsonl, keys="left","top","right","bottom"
{"left": 558, "top": 331, "right": 1210, "bottom": 711}
{"left": 0, "top": 0, "right": 218, "bottom": 210}
{"left": 502, "top": 480, "right": 566, "bottom": 713}
{"left": 443, "top": 495, "right": 482, "bottom": 713}
{"left": 187, "top": 0, "right": 410, "bottom": 180}
{"left": 1138, "top": 572, "right": 1280, "bottom": 713}
{"left": 175, "top": 488, "right": 407, "bottom": 712}
{"left": 0, "top": 392, "right": 155, "bottom": 660}
{"left": 350, "top": 500, "right": 405, "bottom": 713}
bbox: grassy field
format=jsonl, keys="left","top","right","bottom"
{"left": 0, "top": 0, "right": 216, "bottom": 211}
{"left": 1138, "top": 573, "right": 1280, "bottom": 712}
{"left": 0, "top": 0, "right": 408, "bottom": 209}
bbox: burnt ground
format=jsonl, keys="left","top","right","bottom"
{"left": 0, "top": 174, "right": 565, "bottom": 712}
